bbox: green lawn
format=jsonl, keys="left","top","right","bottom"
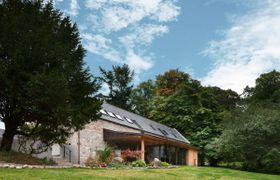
{"left": 0, "top": 166, "right": 279, "bottom": 180}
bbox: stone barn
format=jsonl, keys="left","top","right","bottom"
{"left": 0, "top": 102, "right": 198, "bottom": 166}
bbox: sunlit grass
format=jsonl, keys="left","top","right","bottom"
{"left": 0, "top": 166, "right": 279, "bottom": 180}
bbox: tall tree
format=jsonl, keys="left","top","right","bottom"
{"left": 130, "top": 80, "right": 156, "bottom": 117}
{"left": 0, "top": 0, "right": 101, "bottom": 151}
{"left": 209, "top": 70, "right": 280, "bottom": 172}
{"left": 248, "top": 70, "right": 280, "bottom": 103}
{"left": 214, "top": 104, "right": 280, "bottom": 173}
{"left": 99, "top": 64, "right": 134, "bottom": 110}
{"left": 155, "top": 69, "right": 190, "bottom": 96}
{"left": 201, "top": 87, "right": 240, "bottom": 112}
{"left": 150, "top": 76, "right": 222, "bottom": 165}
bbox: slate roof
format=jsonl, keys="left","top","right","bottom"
{"left": 0, "top": 103, "right": 191, "bottom": 146}
{"left": 101, "top": 102, "right": 190, "bottom": 145}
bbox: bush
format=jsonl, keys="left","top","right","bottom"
{"left": 261, "top": 148, "right": 280, "bottom": 173}
{"left": 85, "top": 154, "right": 100, "bottom": 168}
{"left": 131, "top": 160, "right": 146, "bottom": 167}
{"left": 160, "top": 161, "right": 170, "bottom": 167}
{"left": 85, "top": 145, "right": 113, "bottom": 168}
{"left": 97, "top": 145, "right": 113, "bottom": 164}
{"left": 121, "top": 149, "right": 141, "bottom": 162}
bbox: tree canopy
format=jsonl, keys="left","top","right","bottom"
{"left": 99, "top": 64, "right": 134, "bottom": 110}
{"left": 130, "top": 80, "right": 156, "bottom": 117}
{"left": 155, "top": 69, "right": 190, "bottom": 96}
{"left": 0, "top": 0, "right": 101, "bottom": 151}
{"left": 207, "top": 70, "right": 280, "bottom": 173}
{"left": 247, "top": 70, "right": 280, "bottom": 103}
{"left": 149, "top": 74, "right": 223, "bottom": 165}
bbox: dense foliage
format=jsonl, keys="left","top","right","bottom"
{"left": 129, "top": 68, "right": 279, "bottom": 172}
{"left": 0, "top": 0, "right": 101, "bottom": 151}
{"left": 131, "top": 160, "right": 146, "bottom": 167}
{"left": 99, "top": 64, "right": 134, "bottom": 110}
{"left": 130, "top": 80, "right": 156, "bottom": 117}
{"left": 207, "top": 71, "right": 280, "bottom": 173}
{"left": 148, "top": 71, "right": 226, "bottom": 165}
{"left": 130, "top": 69, "right": 237, "bottom": 165}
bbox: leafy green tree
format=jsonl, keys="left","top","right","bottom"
{"left": 130, "top": 80, "right": 156, "bottom": 117}
{"left": 155, "top": 69, "right": 190, "bottom": 96}
{"left": 201, "top": 87, "right": 240, "bottom": 112}
{"left": 99, "top": 64, "right": 134, "bottom": 110}
{"left": 0, "top": 0, "right": 101, "bottom": 151}
{"left": 150, "top": 80, "right": 222, "bottom": 165}
{"left": 213, "top": 102, "right": 280, "bottom": 172}
{"left": 208, "top": 71, "right": 280, "bottom": 172}
{"left": 261, "top": 148, "right": 280, "bottom": 173}
{"left": 247, "top": 70, "right": 280, "bottom": 103}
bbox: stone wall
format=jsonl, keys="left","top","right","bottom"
{"left": 0, "top": 120, "right": 140, "bottom": 165}
{"left": 0, "top": 129, "right": 52, "bottom": 160}
{"left": 68, "top": 119, "right": 140, "bottom": 164}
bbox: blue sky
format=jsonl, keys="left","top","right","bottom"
{"left": 52, "top": 0, "right": 280, "bottom": 94}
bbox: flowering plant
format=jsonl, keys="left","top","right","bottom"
{"left": 121, "top": 149, "right": 141, "bottom": 162}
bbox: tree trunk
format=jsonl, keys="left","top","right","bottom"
{"left": 0, "top": 121, "right": 17, "bottom": 151}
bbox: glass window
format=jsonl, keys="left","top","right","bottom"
{"left": 107, "top": 111, "right": 116, "bottom": 118}
{"left": 125, "top": 117, "right": 133, "bottom": 123}
{"left": 115, "top": 114, "right": 123, "bottom": 120}
{"left": 100, "top": 109, "right": 107, "bottom": 115}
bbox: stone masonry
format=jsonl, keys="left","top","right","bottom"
{"left": 68, "top": 119, "right": 140, "bottom": 164}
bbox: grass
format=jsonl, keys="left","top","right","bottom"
{"left": 0, "top": 166, "right": 279, "bottom": 180}
{"left": 0, "top": 151, "right": 56, "bottom": 165}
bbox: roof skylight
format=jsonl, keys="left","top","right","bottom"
{"left": 100, "top": 109, "right": 107, "bottom": 115}
{"left": 172, "top": 133, "right": 178, "bottom": 138}
{"left": 107, "top": 111, "right": 116, "bottom": 118}
{"left": 115, "top": 114, "right": 123, "bottom": 120}
{"left": 150, "top": 124, "right": 156, "bottom": 131}
{"left": 125, "top": 117, "right": 133, "bottom": 123}
{"left": 158, "top": 128, "right": 168, "bottom": 136}
{"left": 157, "top": 128, "right": 165, "bottom": 136}
{"left": 162, "top": 129, "right": 169, "bottom": 135}
{"left": 133, "top": 120, "right": 143, "bottom": 129}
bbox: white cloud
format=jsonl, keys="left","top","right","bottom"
{"left": 54, "top": 0, "right": 180, "bottom": 76}
{"left": 100, "top": 83, "right": 110, "bottom": 96}
{"left": 97, "top": 0, "right": 179, "bottom": 33}
{"left": 85, "top": 0, "right": 107, "bottom": 10}
{"left": 202, "top": 1, "right": 280, "bottom": 93}
{"left": 151, "top": 0, "right": 180, "bottom": 22}
{"left": 83, "top": 34, "right": 122, "bottom": 63}
{"left": 68, "top": 0, "right": 79, "bottom": 16}
{"left": 126, "top": 50, "right": 154, "bottom": 73}
{"left": 119, "top": 24, "right": 169, "bottom": 49}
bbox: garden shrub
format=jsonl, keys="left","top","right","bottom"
{"left": 160, "top": 161, "right": 170, "bottom": 167}
{"left": 85, "top": 145, "right": 113, "bottom": 168}
{"left": 97, "top": 144, "right": 113, "bottom": 164}
{"left": 261, "top": 148, "right": 280, "bottom": 173}
{"left": 121, "top": 149, "right": 141, "bottom": 162}
{"left": 131, "top": 160, "right": 146, "bottom": 167}
{"left": 85, "top": 154, "right": 100, "bottom": 168}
